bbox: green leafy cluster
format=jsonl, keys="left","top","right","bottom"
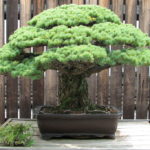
{"left": 0, "top": 123, "right": 33, "bottom": 146}
{"left": 9, "top": 26, "right": 47, "bottom": 49}
{"left": 109, "top": 48, "right": 150, "bottom": 66}
{"left": 0, "top": 4, "right": 150, "bottom": 79}
{"left": 28, "top": 4, "right": 121, "bottom": 28}
{"left": 92, "top": 23, "right": 150, "bottom": 47}
{"left": 9, "top": 23, "right": 150, "bottom": 49}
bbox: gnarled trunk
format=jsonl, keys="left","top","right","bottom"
{"left": 58, "top": 73, "right": 90, "bottom": 110}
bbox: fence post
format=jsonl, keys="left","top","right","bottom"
{"left": 0, "top": 0, "right": 5, "bottom": 124}
{"left": 110, "top": 0, "right": 124, "bottom": 111}
{"left": 136, "top": 0, "right": 150, "bottom": 119}
{"left": 97, "top": 0, "right": 110, "bottom": 106}
{"left": 44, "top": 0, "right": 59, "bottom": 106}
{"left": 20, "top": 0, "right": 32, "bottom": 118}
{"left": 6, "top": 0, "right": 18, "bottom": 119}
{"left": 123, "top": 0, "right": 137, "bottom": 119}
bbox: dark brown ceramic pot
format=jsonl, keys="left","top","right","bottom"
{"left": 37, "top": 106, "right": 122, "bottom": 139}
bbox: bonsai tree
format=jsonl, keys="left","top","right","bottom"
{"left": 1, "top": 4, "right": 150, "bottom": 112}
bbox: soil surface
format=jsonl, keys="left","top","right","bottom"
{"left": 39, "top": 105, "right": 119, "bottom": 114}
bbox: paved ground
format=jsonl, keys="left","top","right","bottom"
{"left": 0, "top": 119, "right": 150, "bottom": 150}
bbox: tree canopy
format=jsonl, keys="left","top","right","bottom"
{"left": 1, "top": 4, "right": 150, "bottom": 79}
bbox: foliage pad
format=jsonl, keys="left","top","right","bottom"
{"left": 1, "top": 4, "right": 150, "bottom": 79}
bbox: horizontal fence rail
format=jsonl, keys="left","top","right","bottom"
{"left": 0, "top": 0, "right": 150, "bottom": 124}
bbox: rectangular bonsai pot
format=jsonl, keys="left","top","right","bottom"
{"left": 37, "top": 106, "right": 122, "bottom": 139}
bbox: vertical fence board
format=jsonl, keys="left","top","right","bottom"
{"left": 44, "top": 0, "right": 58, "bottom": 106}
{"left": 44, "top": 70, "right": 58, "bottom": 105}
{"left": 0, "top": 0, "right": 3, "bottom": 47}
{"left": 6, "top": 0, "right": 18, "bottom": 118}
{"left": 136, "top": 0, "right": 150, "bottom": 119}
{"left": 0, "top": 75, "right": 4, "bottom": 124}
{"left": 46, "top": 0, "right": 58, "bottom": 8}
{"left": 58, "top": 0, "right": 72, "bottom": 5}
{"left": 19, "top": 0, "right": 31, "bottom": 118}
{"left": 0, "top": 0, "right": 5, "bottom": 124}
{"left": 89, "top": 0, "right": 97, "bottom": 4}
{"left": 85, "top": 0, "right": 98, "bottom": 104}
{"left": 85, "top": 0, "right": 97, "bottom": 4}
{"left": 98, "top": 0, "right": 109, "bottom": 7}
{"left": 123, "top": 0, "right": 136, "bottom": 119}
{"left": 87, "top": 74, "right": 97, "bottom": 104}
{"left": 20, "top": 0, "right": 31, "bottom": 26}
{"left": 58, "top": 0, "right": 71, "bottom": 5}
{"left": 32, "top": 0, "right": 45, "bottom": 109}
{"left": 72, "top": 0, "right": 84, "bottom": 4}
{"left": 110, "top": 0, "right": 123, "bottom": 110}
{"left": 97, "top": 0, "right": 110, "bottom": 106}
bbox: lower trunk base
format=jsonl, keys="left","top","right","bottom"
{"left": 58, "top": 74, "right": 90, "bottom": 111}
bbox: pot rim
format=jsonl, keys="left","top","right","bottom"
{"left": 36, "top": 105, "right": 122, "bottom": 119}
{"left": 37, "top": 113, "right": 122, "bottom": 119}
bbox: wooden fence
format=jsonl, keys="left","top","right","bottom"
{"left": 0, "top": 0, "right": 150, "bottom": 124}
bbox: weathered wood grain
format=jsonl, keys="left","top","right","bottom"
{"left": 72, "top": 0, "right": 84, "bottom": 4}
{"left": 20, "top": 0, "right": 31, "bottom": 26}
{"left": 97, "top": 71, "right": 109, "bottom": 106}
{"left": 89, "top": 0, "right": 97, "bottom": 4}
{"left": 0, "top": 75, "right": 4, "bottom": 124}
{"left": 110, "top": 0, "right": 123, "bottom": 110}
{"left": 0, "top": 0, "right": 3, "bottom": 47}
{"left": 58, "top": 0, "right": 71, "bottom": 5}
{"left": 87, "top": 74, "right": 97, "bottom": 104}
{"left": 33, "top": 0, "right": 45, "bottom": 15}
{"left": 97, "top": 0, "right": 110, "bottom": 106}
{"left": 19, "top": 75, "right": 31, "bottom": 119}
{"left": 0, "top": 0, "right": 5, "bottom": 124}
{"left": 44, "top": 70, "right": 58, "bottom": 105}
{"left": 19, "top": 0, "right": 31, "bottom": 118}
{"left": 46, "top": 0, "right": 58, "bottom": 8}
{"left": 98, "top": 0, "right": 109, "bottom": 7}
{"left": 123, "top": 0, "right": 137, "bottom": 119}
{"left": 32, "top": 0, "right": 45, "bottom": 110}
{"left": 136, "top": 0, "right": 150, "bottom": 119}
{"left": 6, "top": 0, "right": 18, "bottom": 118}
{"left": 85, "top": 0, "right": 97, "bottom": 4}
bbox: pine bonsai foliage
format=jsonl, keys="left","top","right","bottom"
{"left": 1, "top": 4, "right": 150, "bottom": 111}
